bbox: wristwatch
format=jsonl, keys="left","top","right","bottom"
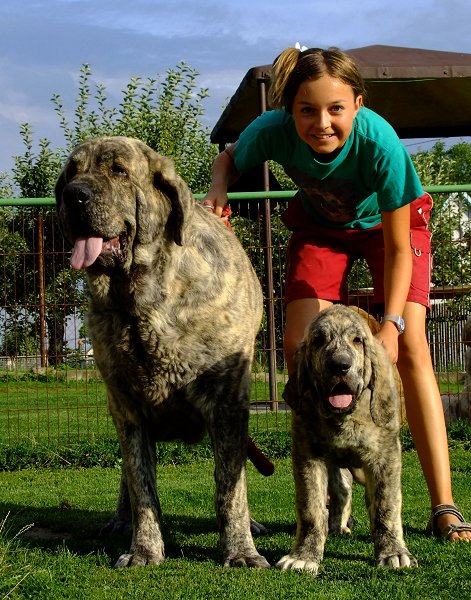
{"left": 381, "top": 315, "right": 405, "bottom": 334}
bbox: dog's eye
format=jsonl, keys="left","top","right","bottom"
{"left": 110, "top": 163, "right": 128, "bottom": 178}
{"left": 353, "top": 336, "right": 362, "bottom": 346}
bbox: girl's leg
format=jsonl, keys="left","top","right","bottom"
{"left": 284, "top": 298, "right": 332, "bottom": 375}
{"left": 398, "top": 301, "right": 471, "bottom": 541}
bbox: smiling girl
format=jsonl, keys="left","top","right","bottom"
{"left": 202, "top": 46, "right": 471, "bottom": 542}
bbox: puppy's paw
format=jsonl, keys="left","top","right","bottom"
{"left": 377, "top": 550, "right": 418, "bottom": 569}
{"left": 276, "top": 554, "right": 320, "bottom": 575}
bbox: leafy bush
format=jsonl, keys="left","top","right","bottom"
{"left": 0, "top": 422, "right": 469, "bottom": 471}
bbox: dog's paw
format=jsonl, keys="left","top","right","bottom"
{"left": 224, "top": 553, "right": 270, "bottom": 569}
{"left": 276, "top": 554, "right": 320, "bottom": 575}
{"left": 377, "top": 551, "right": 418, "bottom": 569}
{"left": 114, "top": 549, "right": 165, "bottom": 568}
{"left": 250, "top": 518, "right": 267, "bottom": 535}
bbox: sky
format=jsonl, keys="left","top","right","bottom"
{"left": 1, "top": 0, "right": 471, "bottom": 178}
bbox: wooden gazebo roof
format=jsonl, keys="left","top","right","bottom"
{"left": 211, "top": 45, "right": 471, "bottom": 145}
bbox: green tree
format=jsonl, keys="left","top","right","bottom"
{"left": 50, "top": 62, "right": 216, "bottom": 193}
{"left": 2, "top": 62, "right": 216, "bottom": 365}
{"left": 0, "top": 172, "right": 13, "bottom": 198}
{"left": 0, "top": 322, "right": 40, "bottom": 358}
{"left": 447, "top": 142, "right": 471, "bottom": 183}
{"left": 412, "top": 142, "right": 471, "bottom": 291}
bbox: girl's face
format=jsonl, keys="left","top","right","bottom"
{"left": 291, "top": 75, "right": 362, "bottom": 154}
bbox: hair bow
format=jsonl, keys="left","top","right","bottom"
{"left": 295, "top": 42, "right": 308, "bottom": 51}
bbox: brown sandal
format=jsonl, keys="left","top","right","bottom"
{"left": 426, "top": 504, "right": 471, "bottom": 540}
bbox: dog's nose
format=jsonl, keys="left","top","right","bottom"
{"left": 62, "top": 183, "right": 92, "bottom": 206}
{"left": 329, "top": 355, "right": 352, "bottom": 375}
{"left": 338, "top": 362, "right": 351, "bottom": 375}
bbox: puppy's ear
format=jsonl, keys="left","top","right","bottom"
{"left": 282, "top": 343, "right": 311, "bottom": 413}
{"left": 367, "top": 340, "right": 400, "bottom": 430}
{"left": 150, "top": 153, "right": 193, "bottom": 246}
{"left": 282, "top": 375, "right": 300, "bottom": 412}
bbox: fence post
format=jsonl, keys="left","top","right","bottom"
{"left": 257, "top": 78, "right": 278, "bottom": 408}
{"left": 38, "top": 213, "right": 47, "bottom": 367}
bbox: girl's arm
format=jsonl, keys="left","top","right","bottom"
{"left": 378, "top": 203, "right": 412, "bottom": 363}
{"left": 201, "top": 144, "right": 240, "bottom": 218}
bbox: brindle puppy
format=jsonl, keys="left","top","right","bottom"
{"left": 277, "top": 305, "right": 417, "bottom": 575}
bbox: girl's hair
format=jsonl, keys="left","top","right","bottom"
{"left": 268, "top": 46, "right": 365, "bottom": 112}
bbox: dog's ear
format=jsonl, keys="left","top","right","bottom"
{"left": 54, "top": 168, "right": 67, "bottom": 232}
{"left": 367, "top": 339, "right": 400, "bottom": 430}
{"left": 149, "top": 153, "right": 194, "bottom": 246}
{"left": 282, "top": 343, "right": 313, "bottom": 413}
{"left": 55, "top": 168, "right": 66, "bottom": 208}
{"left": 54, "top": 159, "right": 76, "bottom": 242}
{"left": 282, "top": 375, "right": 300, "bottom": 412}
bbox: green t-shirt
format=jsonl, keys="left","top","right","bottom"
{"left": 233, "top": 106, "right": 424, "bottom": 229}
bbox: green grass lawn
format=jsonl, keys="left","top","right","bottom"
{"left": 0, "top": 449, "right": 470, "bottom": 599}
{"left": 0, "top": 377, "right": 291, "bottom": 447}
{"left": 0, "top": 374, "right": 469, "bottom": 598}
{"left": 0, "top": 374, "right": 464, "bottom": 448}
{"left": 0, "top": 377, "right": 110, "bottom": 447}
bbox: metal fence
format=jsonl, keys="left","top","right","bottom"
{"left": 0, "top": 187, "right": 470, "bottom": 447}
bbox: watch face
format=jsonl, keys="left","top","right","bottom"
{"left": 382, "top": 315, "right": 405, "bottom": 333}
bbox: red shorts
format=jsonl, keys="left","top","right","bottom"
{"left": 283, "top": 193, "right": 433, "bottom": 308}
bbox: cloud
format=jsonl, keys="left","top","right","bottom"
{"left": 1, "top": 0, "right": 471, "bottom": 174}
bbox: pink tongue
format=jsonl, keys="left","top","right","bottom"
{"left": 70, "top": 236, "right": 104, "bottom": 269}
{"left": 328, "top": 394, "right": 353, "bottom": 409}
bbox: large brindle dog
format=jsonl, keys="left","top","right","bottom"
{"left": 277, "top": 305, "right": 417, "bottom": 574}
{"left": 55, "top": 136, "right": 269, "bottom": 569}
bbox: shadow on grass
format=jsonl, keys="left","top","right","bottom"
{"left": 1, "top": 501, "right": 124, "bottom": 561}
{"left": 0, "top": 498, "right": 428, "bottom": 572}
{"left": 0, "top": 502, "right": 296, "bottom": 567}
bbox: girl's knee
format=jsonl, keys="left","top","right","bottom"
{"left": 283, "top": 334, "right": 300, "bottom": 374}
{"left": 284, "top": 298, "right": 329, "bottom": 373}
{"left": 398, "top": 335, "right": 433, "bottom": 370}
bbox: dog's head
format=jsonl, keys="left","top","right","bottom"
{"left": 283, "top": 305, "right": 399, "bottom": 429}
{"left": 55, "top": 136, "right": 194, "bottom": 272}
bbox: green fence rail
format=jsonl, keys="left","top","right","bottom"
{"left": 0, "top": 186, "right": 469, "bottom": 446}
{"left": 2, "top": 184, "right": 471, "bottom": 206}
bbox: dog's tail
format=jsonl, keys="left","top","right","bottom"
{"left": 247, "top": 436, "right": 275, "bottom": 476}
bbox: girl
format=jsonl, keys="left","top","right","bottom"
{"left": 202, "top": 46, "right": 471, "bottom": 541}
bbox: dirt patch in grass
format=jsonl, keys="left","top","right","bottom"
{"left": 21, "top": 526, "right": 73, "bottom": 542}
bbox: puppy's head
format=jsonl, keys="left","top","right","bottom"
{"left": 284, "top": 305, "right": 398, "bottom": 428}
{"left": 55, "top": 136, "right": 193, "bottom": 272}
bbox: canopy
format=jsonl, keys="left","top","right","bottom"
{"left": 210, "top": 44, "right": 471, "bottom": 145}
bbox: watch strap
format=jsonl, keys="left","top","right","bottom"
{"left": 381, "top": 314, "right": 405, "bottom": 334}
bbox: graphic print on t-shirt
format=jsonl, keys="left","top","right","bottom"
{"left": 285, "top": 165, "right": 357, "bottom": 225}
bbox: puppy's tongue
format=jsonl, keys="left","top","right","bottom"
{"left": 70, "top": 236, "right": 103, "bottom": 269}
{"left": 328, "top": 394, "right": 353, "bottom": 409}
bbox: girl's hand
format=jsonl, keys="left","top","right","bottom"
{"left": 202, "top": 144, "right": 239, "bottom": 218}
{"left": 199, "top": 191, "right": 229, "bottom": 218}
{"left": 375, "top": 324, "right": 400, "bottom": 364}
{"left": 200, "top": 195, "right": 217, "bottom": 213}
